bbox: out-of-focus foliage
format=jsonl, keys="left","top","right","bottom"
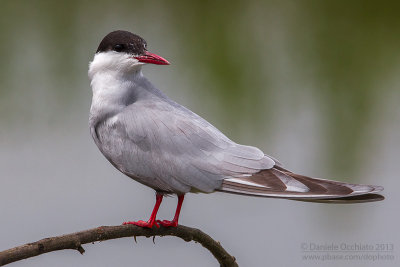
{"left": 0, "top": 0, "right": 399, "bottom": 176}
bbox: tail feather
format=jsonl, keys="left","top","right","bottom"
{"left": 218, "top": 167, "right": 384, "bottom": 203}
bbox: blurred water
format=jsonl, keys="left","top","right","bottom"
{"left": 0, "top": 1, "right": 398, "bottom": 266}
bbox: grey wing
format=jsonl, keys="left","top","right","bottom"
{"left": 95, "top": 99, "right": 383, "bottom": 202}
{"left": 98, "top": 99, "right": 275, "bottom": 194}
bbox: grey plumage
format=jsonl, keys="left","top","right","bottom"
{"left": 90, "top": 73, "right": 274, "bottom": 194}
{"left": 89, "top": 31, "right": 383, "bottom": 205}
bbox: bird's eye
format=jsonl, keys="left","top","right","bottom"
{"left": 143, "top": 43, "right": 147, "bottom": 50}
{"left": 114, "top": 44, "right": 124, "bottom": 52}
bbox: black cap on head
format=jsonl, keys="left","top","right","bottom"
{"left": 96, "top": 30, "right": 147, "bottom": 55}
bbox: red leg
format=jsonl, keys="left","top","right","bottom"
{"left": 123, "top": 193, "right": 163, "bottom": 228}
{"left": 157, "top": 194, "right": 184, "bottom": 227}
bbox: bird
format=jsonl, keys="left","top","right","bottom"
{"left": 88, "top": 30, "right": 384, "bottom": 228}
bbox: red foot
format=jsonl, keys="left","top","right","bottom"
{"left": 157, "top": 220, "right": 178, "bottom": 227}
{"left": 122, "top": 193, "right": 184, "bottom": 229}
{"left": 123, "top": 220, "right": 159, "bottom": 228}
{"left": 155, "top": 195, "right": 184, "bottom": 228}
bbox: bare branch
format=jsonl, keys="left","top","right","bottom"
{"left": 0, "top": 225, "right": 238, "bottom": 267}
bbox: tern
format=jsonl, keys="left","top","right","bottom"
{"left": 88, "top": 30, "right": 383, "bottom": 228}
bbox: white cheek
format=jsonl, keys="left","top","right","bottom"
{"left": 126, "top": 57, "right": 145, "bottom": 67}
{"left": 88, "top": 52, "right": 143, "bottom": 79}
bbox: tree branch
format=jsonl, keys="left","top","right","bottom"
{"left": 0, "top": 225, "right": 238, "bottom": 267}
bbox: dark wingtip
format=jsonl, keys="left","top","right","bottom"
{"left": 293, "top": 193, "right": 385, "bottom": 204}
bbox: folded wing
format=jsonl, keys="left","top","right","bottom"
{"left": 101, "top": 97, "right": 383, "bottom": 202}
{"left": 100, "top": 98, "right": 275, "bottom": 193}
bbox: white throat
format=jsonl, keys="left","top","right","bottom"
{"left": 88, "top": 52, "right": 144, "bottom": 123}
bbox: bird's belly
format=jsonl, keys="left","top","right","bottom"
{"left": 94, "top": 125, "right": 192, "bottom": 194}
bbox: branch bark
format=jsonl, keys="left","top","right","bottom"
{"left": 0, "top": 224, "right": 238, "bottom": 267}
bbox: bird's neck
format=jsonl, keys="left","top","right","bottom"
{"left": 89, "top": 68, "right": 147, "bottom": 124}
